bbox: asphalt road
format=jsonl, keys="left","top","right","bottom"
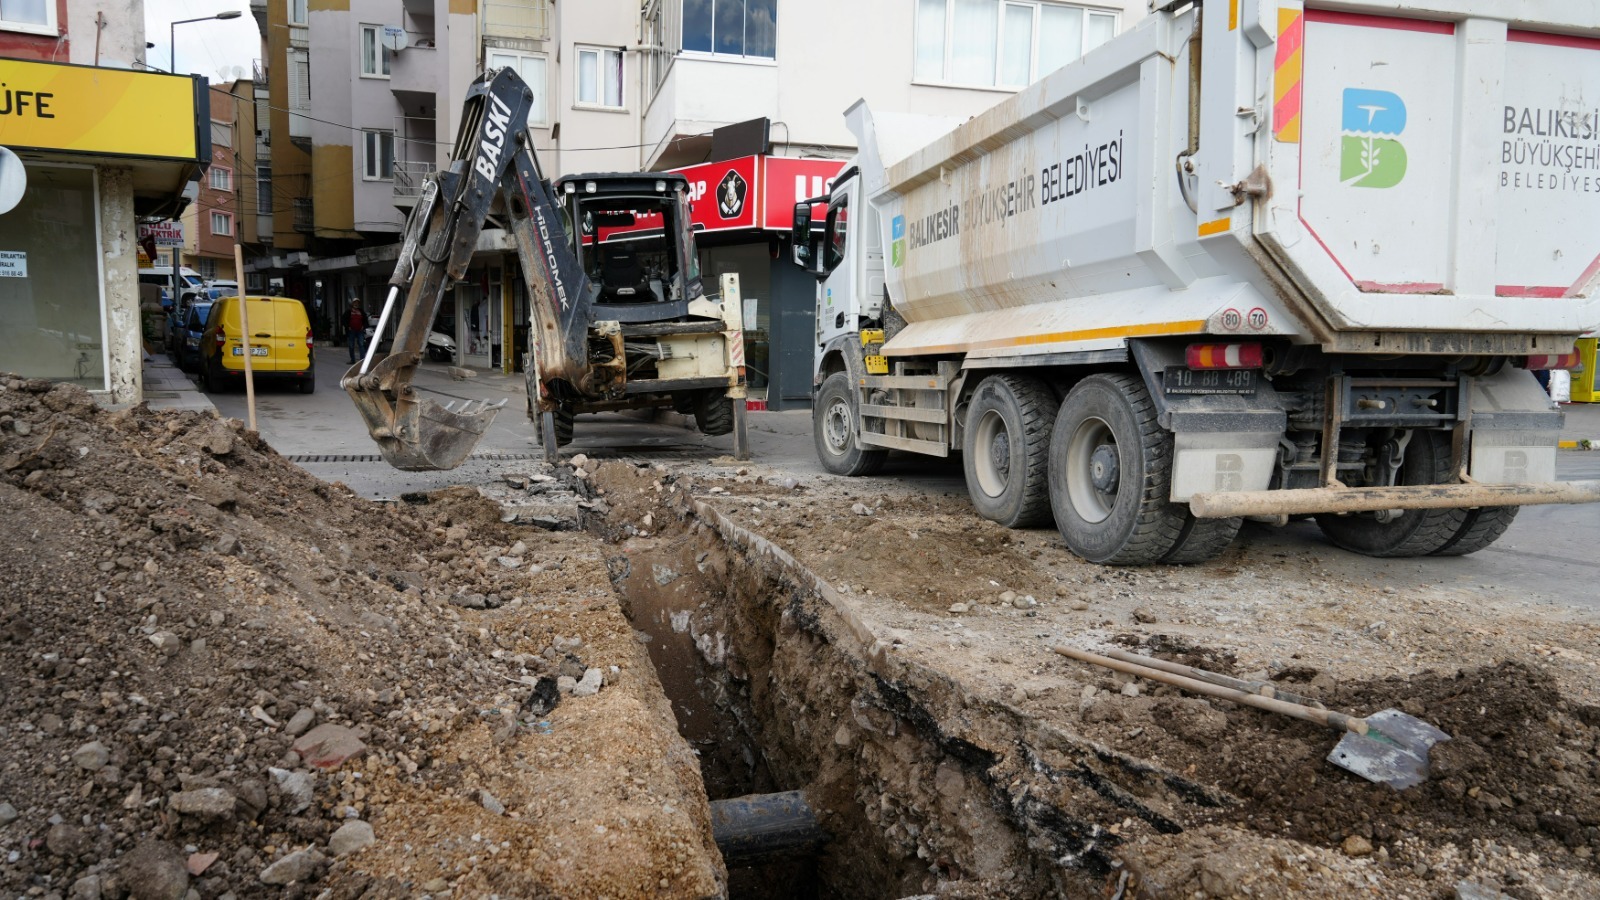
{"left": 201, "top": 347, "right": 1597, "bottom": 607}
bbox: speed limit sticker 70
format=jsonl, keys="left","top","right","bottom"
{"left": 1247, "top": 307, "right": 1269, "bottom": 330}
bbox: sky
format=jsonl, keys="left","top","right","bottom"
{"left": 145, "top": 0, "right": 262, "bottom": 83}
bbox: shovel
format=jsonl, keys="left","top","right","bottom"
{"left": 1054, "top": 646, "right": 1450, "bottom": 790}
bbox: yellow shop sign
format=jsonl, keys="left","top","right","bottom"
{"left": 0, "top": 58, "right": 204, "bottom": 162}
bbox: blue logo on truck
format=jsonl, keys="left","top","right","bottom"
{"left": 890, "top": 215, "right": 905, "bottom": 267}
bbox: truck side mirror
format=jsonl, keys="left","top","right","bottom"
{"left": 792, "top": 201, "right": 824, "bottom": 275}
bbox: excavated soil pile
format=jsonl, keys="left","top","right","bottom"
{"left": 0, "top": 378, "right": 723, "bottom": 899}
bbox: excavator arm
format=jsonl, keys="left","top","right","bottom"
{"left": 341, "top": 67, "right": 592, "bottom": 470}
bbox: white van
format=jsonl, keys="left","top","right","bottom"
{"left": 205, "top": 279, "right": 240, "bottom": 301}
{"left": 137, "top": 266, "right": 206, "bottom": 307}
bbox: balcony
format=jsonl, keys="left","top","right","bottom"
{"left": 389, "top": 43, "right": 437, "bottom": 97}
{"left": 483, "top": 0, "right": 550, "bottom": 50}
{"left": 393, "top": 161, "right": 436, "bottom": 210}
{"left": 292, "top": 198, "right": 314, "bottom": 234}
{"left": 288, "top": 22, "right": 308, "bottom": 50}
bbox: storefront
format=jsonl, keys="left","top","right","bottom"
{"left": 0, "top": 58, "right": 208, "bottom": 403}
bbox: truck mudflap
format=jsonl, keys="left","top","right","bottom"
{"left": 1190, "top": 479, "right": 1600, "bottom": 519}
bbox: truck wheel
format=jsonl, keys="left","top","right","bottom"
{"left": 694, "top": 390, "right": 735, "bottom": 436}
{"left": 815, "top": 371, "right": 887, "bottom": 477}
{"left": 1161, "top": 515, "right": 1242, "bottom": 564}
{"left": 963, "top": 374, "right": 1056, "bottom": 528}
{"left": 1315, "top": 431, "right": 1466, "bottom": 557}
{"left": 1430, "top": 506, "right": 1518, "bottom": 556}
{"left": 298, "top": 374, "right": 316, "bottom": 394}
{"left": 1049, "top": 373, "right": 1188, "bottom": 565}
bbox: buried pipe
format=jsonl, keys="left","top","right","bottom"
{"left": 710, "top": 790, "right": 829, "bottom": 866}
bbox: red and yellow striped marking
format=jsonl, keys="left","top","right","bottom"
{"left": 1273, "top": 8, "right": 1304, "bottom": 143}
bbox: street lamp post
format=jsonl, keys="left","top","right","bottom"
{"left": 167, "top": 10, "right": 242, "bottom": 319}
{"left": 170, "top": 10, "right": 242, "bottom": 74}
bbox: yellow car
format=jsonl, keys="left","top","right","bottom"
{"left": 197, "top": 296, "right": 315, "bottom": 394}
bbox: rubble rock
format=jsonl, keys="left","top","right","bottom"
{"left": 71, "top": 741, "right": 110, "bottom": 771}
{"left": 70, "top": 874, "right": 102, "bottom": 900}
{"left": 149, "top": 632, "right": 181, "bottom": 656}
{"left": 268, "top": 768, "right": 315, "bottom": 814}
{"left": 290, "top": 724, "right": 367, "bottom": 769}
{"left": 574, "top": 667, "right": 604, "bottom": 697}
{"left": 0, "top": 800, "right": 16, "bottom": 823}
{"left": 479, "top": 789, "right": 505, "bottom": 816}
{"left": 283, "top": 708, "right": 315, "bottom": 737}
{"left": 259, "top": 848, "right": 324, "bottom": 885}
{"left": 117, "top": 840, "right": 190, "bottom": 900}
{"left": 1341, "top": 835, "right": 1374, "bottom": 857}
{"left": 170, "top": 788, "right": 236, "bottom": 822}
{"left": 328, "top": 820, "right": 375, "bottom": 856}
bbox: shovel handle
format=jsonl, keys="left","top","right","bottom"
{"left": 1054, "top": 646, "right": 1368, "bottom": 737}
{"left": 1099, "top": 648, "right": 1326, "bottom": 709}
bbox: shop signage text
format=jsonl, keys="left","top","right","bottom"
{"left": 0, "top": 59, "right": 204, "bottom": 162}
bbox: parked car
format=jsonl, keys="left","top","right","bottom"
{"left": 197, "top": 295, "right": 315, "bottom": 394}
{"left": 171, "top": 301, "right": 213, "bottom": 372}
{"left": 205, "top": 279, "right": 239, "bottom": 301}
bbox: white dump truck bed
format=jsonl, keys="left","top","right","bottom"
{"left": 869, "top": 1, "right": 1600, "bottom": 361}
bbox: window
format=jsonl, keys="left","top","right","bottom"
{"left": 914, "top": 0, "right": 1116, "bottom": 88}
{"left": 289, "top": 0, "right": 306, "bottom": 25}
{"left": 360, "top": 25, "right": 392, "bottom": 78}
{"left": 363, "top": 130, "right": 395, "bottom": 180}
{"left": 211, "top": 212, "right": 233, "bottom": 237}
{"left": 576, "top": 47, "right": 624, "bottom": 109}
{"left": 0, "top": 165, "right": 104, "bottom": 389}
{"left": 196, "top": 258, "right": 218, "bottom": 280}
{"left": 209, "top": 167, "right": 232, "bottom": 192}
{"left": 0, "top": 0, "right": 53, "bottom": 33}
{"left": 487, "top": 52, "right": 548, "bottom": 125}
{"left": 256, "top": 164, "right": 272, "bottom": 215}
{"left": 682, "top": 0, "right": 776, "bottom": 59}
{"left": 210, "top": 121, "right": 232, "bottom": 148}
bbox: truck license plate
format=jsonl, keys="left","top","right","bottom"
{"left": 232, "top": 347, "right": 269, "bottom": 357}
{"left": 1163, "top": 367, "right": 1257, "bottom": 395}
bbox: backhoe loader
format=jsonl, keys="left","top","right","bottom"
{"left": 342, "top": 67, "right": 748, "bottom": 470}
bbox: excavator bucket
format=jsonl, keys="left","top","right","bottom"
{"left": 343, "top": 355, "right": 506, "bottom": 471}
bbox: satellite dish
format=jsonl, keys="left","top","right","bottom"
{"left": 380, "top": 26, "right": 408, "bottom": 52}
{"left": 0, "top": 147, "right": 27, "bottom": 216}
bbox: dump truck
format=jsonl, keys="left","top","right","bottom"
{"left": 344, "top": 67, "right": 748, "bottom": 470}
{"left": 792, "top": 0, "right": 1600, "bottom": 565}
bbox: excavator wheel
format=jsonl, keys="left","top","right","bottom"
{"left": 694, "top": 390, "right": 735, "bottom": 436}
{"left": 538, "top": 407, "right": 574, "bottom": 464}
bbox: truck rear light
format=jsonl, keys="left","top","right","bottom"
{"left": 306, "top": 328, "right": 314, "bottom": 349}
{"left": 1186, "top": 342, "right": 1264, "bottom": 370}
{"left": 1522, "top": 352, "right": 1580, "bottom": 370}
{"left": 216, "top": 331, "right": 226, "bottom": 346}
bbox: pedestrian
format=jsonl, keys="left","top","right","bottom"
{"left": 347, "top": 304, "right": 367, "bottom": 364}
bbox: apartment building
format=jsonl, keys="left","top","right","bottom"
{"left": 181, "top": 81, "right": 256, "bottom": 286}
{"left": 0, "top": 0, "right": 208, "bottom": 403}
{"left": 245, "top": 0, "right": 1141, "bottom": 401}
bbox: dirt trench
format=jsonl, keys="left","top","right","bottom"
{"left": 592, "top": 464, "right": 1234, "bottom": 898}
{"left": 588, "top": 461, "right": 1600, "bottom": 900}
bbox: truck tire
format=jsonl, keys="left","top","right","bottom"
{"left": 536, "top": 408, "right": 574, "bottom": 446}
{"left": 814, "top": 371, "right": 887, "bottom": 477}
{"left": 1161, "top": 515, "right": 1243, "bottom": 564}
{"left": 1049, "top": 373, "right": 1188, "bottom": 565}
{"left": 694, "top": 390, "right": 735, "bottom": 436}
{"left": 963, "top": 374, "right": 1056, "bottom": 528}
{"left": 1315, "top": 431, "right": 1466, "bottom": 557}
{"left": 1430, "top": 506, "right": 1519, "bottom": 556}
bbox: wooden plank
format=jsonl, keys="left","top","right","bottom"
{"left": 859, "top": 431, "right": 949, "bottom": 457}
{"left": 861, "top": 403, "right": 947, "bottom": 424}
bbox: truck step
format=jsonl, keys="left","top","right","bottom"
{"left": 859, "top": 431, "right": 949, "bottom": 457}
{"left": 862, "top": 374, "right": 951, "bottom": 390}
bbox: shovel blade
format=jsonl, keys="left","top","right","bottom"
{"left": 1327, "top": 709, "right": 1450, "bottom": 790}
